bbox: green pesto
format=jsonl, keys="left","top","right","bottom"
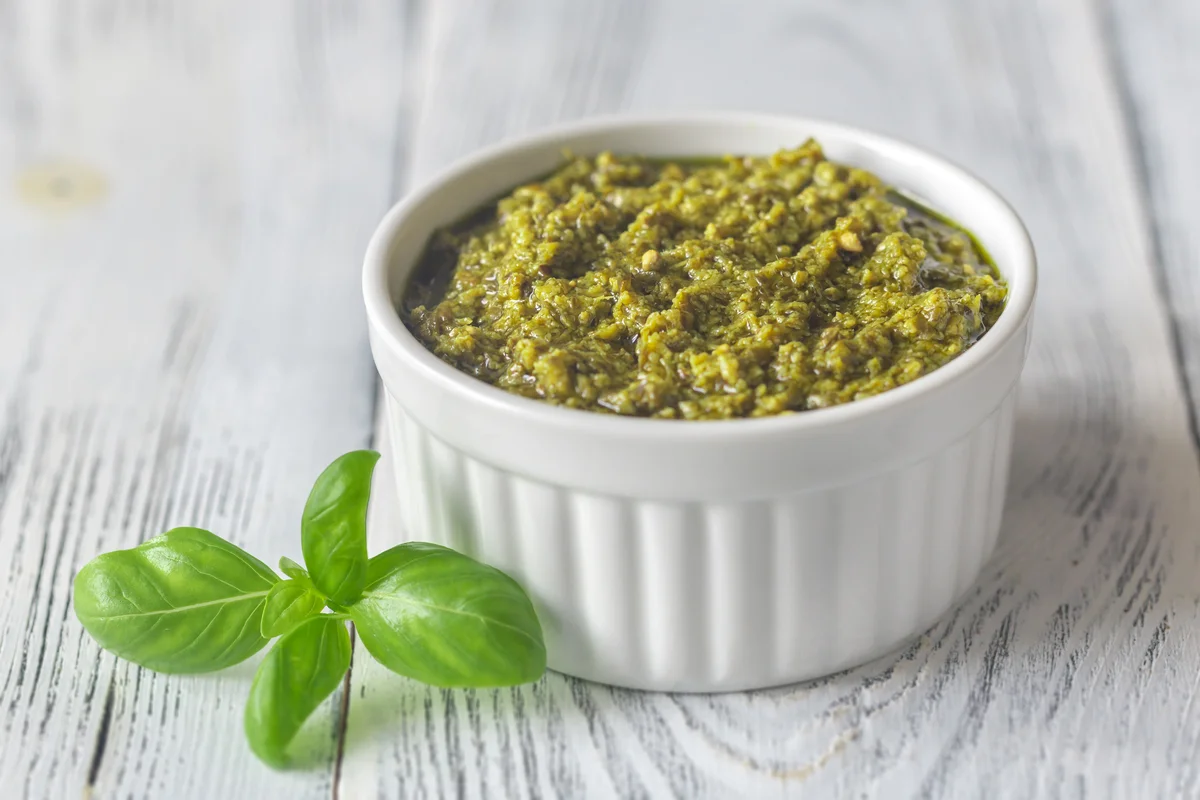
{"left": 402, "top": 140, "right": 1008, "bottom": 420}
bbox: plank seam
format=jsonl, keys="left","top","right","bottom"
{"left": 85, "top": 678, "right": 116, "bottom": 791}
{"left": 337, "top": 0, "right": 427, "bottom": 794}
{"left": 332, "top": 626, "right": 356, "bottom": 800}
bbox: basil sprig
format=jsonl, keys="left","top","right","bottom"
{"left": 72, "top": 450, "right": 546, "bottom": 768}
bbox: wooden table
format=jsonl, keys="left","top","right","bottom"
{"left": 3, "top": 1, "right": 1196, "bottom": 797}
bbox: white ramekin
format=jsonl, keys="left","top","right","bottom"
{"left": 363, "top": 114, "right": 1036, "bottom": 692}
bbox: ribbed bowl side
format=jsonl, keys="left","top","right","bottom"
{"left": 384, "top": 389, "right": 1018, "bottom": 692}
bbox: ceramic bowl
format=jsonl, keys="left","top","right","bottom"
{"left": 362, "top": 114, "right": 1036, "bottom": 692}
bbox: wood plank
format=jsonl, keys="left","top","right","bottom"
{"left": 345, "top": 0, "right": 1200, "bottom": 797}
{"left": 1099, "top": 2, "right": 1200, "bottom": 792}
{"left": 0, "top": 1, "right": 408, "bottom": 796}
{"left": 1103, "top": 2, "right": 1200, "bottom": 434}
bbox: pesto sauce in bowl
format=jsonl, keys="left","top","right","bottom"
{"left": 402, "top": 140, "right": 1008, "bottom": 420}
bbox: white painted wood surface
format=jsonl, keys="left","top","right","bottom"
{"left": 2, "top": 0, "right": 1198, "bottom": 797}
{"left": 0, "top": 2, "right": 408, "bottom": 797}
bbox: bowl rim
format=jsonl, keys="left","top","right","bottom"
{"left": 363, "top": 112, "right": 1036, "bottom": 443}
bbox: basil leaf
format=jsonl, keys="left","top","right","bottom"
{"left": 244, "top": 616, "right": 351, "bottom": 768}
{"left": 73, "top": 527, "right": 279, "bottom": 673}
{"left": 300, "top": 450, "right": 379, "bottom": 606}
{"left": 349, "top": 543, "right": 546, "bottom": 687}
{"left": 278, "top": 556, "right": 310, "bottom": 583}
{"left": 260, "top": 580, "right": 325, "bottom": 638}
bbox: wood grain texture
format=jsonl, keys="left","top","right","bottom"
{"left": 0, "top": 1, "right": 406, "bottom": 796}
{"left": 344, "top": 0, "right": 1200, "bottom": 798}
{"left": 1103, "top": 0, "right": 1200, "bottom": 436}
{"left": 1097, "top": 3, "right": 1200, "bottom": 791}
{"left": 3, "top": 0, "right": 1198, "bottom": 797}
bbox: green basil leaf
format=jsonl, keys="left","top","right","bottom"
{"left": 73, "top": 527, "right": 279, "bottom": 673}
{"left": 244, "top": 615, "right": 351, "bottom": 768}
{"left": 300, "top": 450, "right": 379, "bottom": 605}
{"left": 278, "top": 556, "right": 310, "bottom": 583}
{"left": 260, "top": 580, "right": 325, "bottom": 638}
{"left": 349, "top": 542, "right": 545, "bottom": 687}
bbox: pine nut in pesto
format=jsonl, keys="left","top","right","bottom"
{"left": 402, "top": 140, "right": 1008, "bottom": 420}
